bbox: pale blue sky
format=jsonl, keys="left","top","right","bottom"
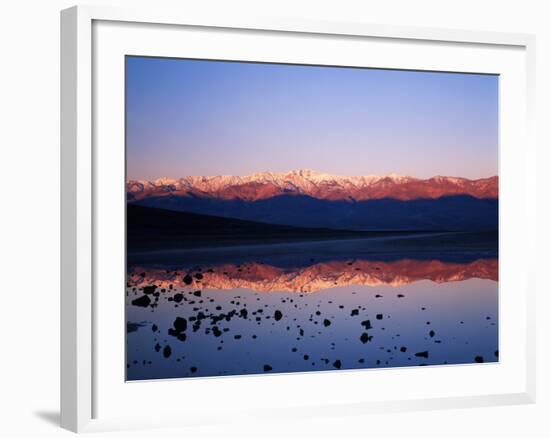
{"left": 126, "top": 56, "right": 498, "bottom": 180}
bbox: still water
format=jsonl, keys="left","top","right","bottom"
{"left": 126, "top": 237, "right": 498, "bottom": 380}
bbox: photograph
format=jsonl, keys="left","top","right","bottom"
{"left": 125, "top": 56, "right": 499, "bottom": 381}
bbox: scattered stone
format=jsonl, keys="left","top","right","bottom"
{"left": 400, "top": 346, "right": 407, "bottom": 352}
{"left": 323, "top": 319, "right": 331, "bottom": 327}
{"left": 415, "top": 351, "right": 429, "bottom": 358}
{"left": 183, "top": 274, "right": 193, "bottom": 285}
{"left": 131, "top": 295, "right": 151, "bottom": 307}
{"left": 263, "top": 364, "right": 273, "bottom": 372}
{"left": 212, "top": 326, "right": 222, "bottom": 337}
{"left": 163, "top": 345, "right": 172, "bottom": 358}
{"left": 173, "top": 317, "right": 187, "bottom": 332}
{"left": 333, "top": 360, "right": 342, "bottom": 369}
{"left": 143, "top": 285, "right": 157, "bottom": 294}
{"left": 360, "top": 333, "right": 372, "bottom": 344}
{"left": 274, "top": 310, "right": 283, "bottom": 321}
{"left": 376, "top": 314, "right": 383, "bottom": 320}
{"left": 474, "top": 356, "right": 484, "bottom": 363}
{"left": 429, "top": 330, "right": 435, "bottom": 338}
{"left": 361, "top": 320, "right": 372, "bottom": 330}
{"left": 173, "top": 293, "right": 183, "bottom": 303}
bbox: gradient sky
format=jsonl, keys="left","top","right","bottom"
{"left": 126, "top": 56, "right": 498, "bottom": 181}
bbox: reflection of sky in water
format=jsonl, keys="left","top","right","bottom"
{"left": 126, "top": 260, "right": 498, "bottom": 381}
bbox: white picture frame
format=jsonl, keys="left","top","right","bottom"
{"left": 60, "top": 4, "right": 537, "bottom": 433}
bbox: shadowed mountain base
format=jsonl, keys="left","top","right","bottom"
{"left": 127, "top": 204, "right": 445, "bottom": 252}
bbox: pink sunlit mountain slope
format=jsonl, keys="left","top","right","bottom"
{"left": 127, "top": 169, "right": 498, "bottom": 202}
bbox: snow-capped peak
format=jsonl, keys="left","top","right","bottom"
{"left": 127, "top": 169, "right": 498, "bottom": 202}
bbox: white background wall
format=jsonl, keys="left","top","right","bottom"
{"left": 0, "top": 0, "right": 547, "bottom": 436}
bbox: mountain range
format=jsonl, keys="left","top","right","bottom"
{"left": 127, "top": 170, "right": 498, "bottom": 231}
{"left": 128, "top": 169, "right": 498, "bottom": 202}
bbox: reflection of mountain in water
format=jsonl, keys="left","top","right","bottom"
{"left": 127, "top": 258, "right": 497, "bottom": 293}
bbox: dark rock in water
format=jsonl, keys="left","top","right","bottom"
{"left": 240, "top": 308, "right": 248, "bottom": 319}
{"left": 173, "top": 293, "right": 183, "bottom": 303}
{"left": 361, "top": 320, "right": 372, "bottom": 330}
{"left": 193, "top": 290, "right": 202, "bottom": 297}
{"left": 154, "top": 343, "right": 161, "bottom": 352}
{"left": 375, "top": 294, "right": 383, "bottom": 298}
{"left": 212, "top": 326, "right": 222, "bottom": 337}
{"left": 360, "top": 333, "right": 372, "bottom": 344}
{"left": 333, "top": 360, "right": 342, "bottom": 369}
{"left": 274, "top": 310, "right": 283, "bottom": 321}
{"left": 429, "top": 330, "right": 435, "bottom": 338}
{"left": 350, "top": 309, "right": 359, "bottom": 316}
{"left": 173, "top": 317, "right": 187, "bottom": 332}
{"left": 474, "top": 356, "right": 484, "bottom": 363}
{"left": 143, "top": 285, "right": 157, "bottom": 294}
{"left": 323, "top": 319, "right": 331, "bottom": 327}
{"left": 190, "top": 366, "right": 197, "bottom": 373}
{"left": 415, "top": 351, "right": 429, "bottom": 358}
{"left": 263, "top": 364, "right": 273, "bottom": 372}
{"left": 303, "top": 354, "right": 309, "bottom": 360}
{"left": 194, "top": 273, "right": 203, "bottom": 280}
{"left": 376, "top": 314, "right": 383, "bottom": 320}
{"left": 494, "top": 350, "right": 499, "bottom": 358}
{"left": 234, "top": 335, "right": 242, "bottom": 340}
{"left": 400, "top": 346, "right": 407, "bottom": 352}
{"left": 163, "top": 345, "right": 172, "bottom": 358}
{"left": 183, "top": 274, "right": 193, "bottom": 285}
{"left": 397, "top": 294, "right": 405, "bottom": 298}
{"left": 151, "top": 324, "right": 158, "bottom": 332}
{"left": 292, "top": 347, "right": 297, "bottom": 352}
{"left": 358, "top": 358, "right": 365, "bottom": 363}
{"left": 132, "top": 295, "right": 151, "bottom": 307}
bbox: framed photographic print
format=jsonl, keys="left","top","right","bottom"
{"left": 61, "top": 5, "right": 536, "bottom": 433}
